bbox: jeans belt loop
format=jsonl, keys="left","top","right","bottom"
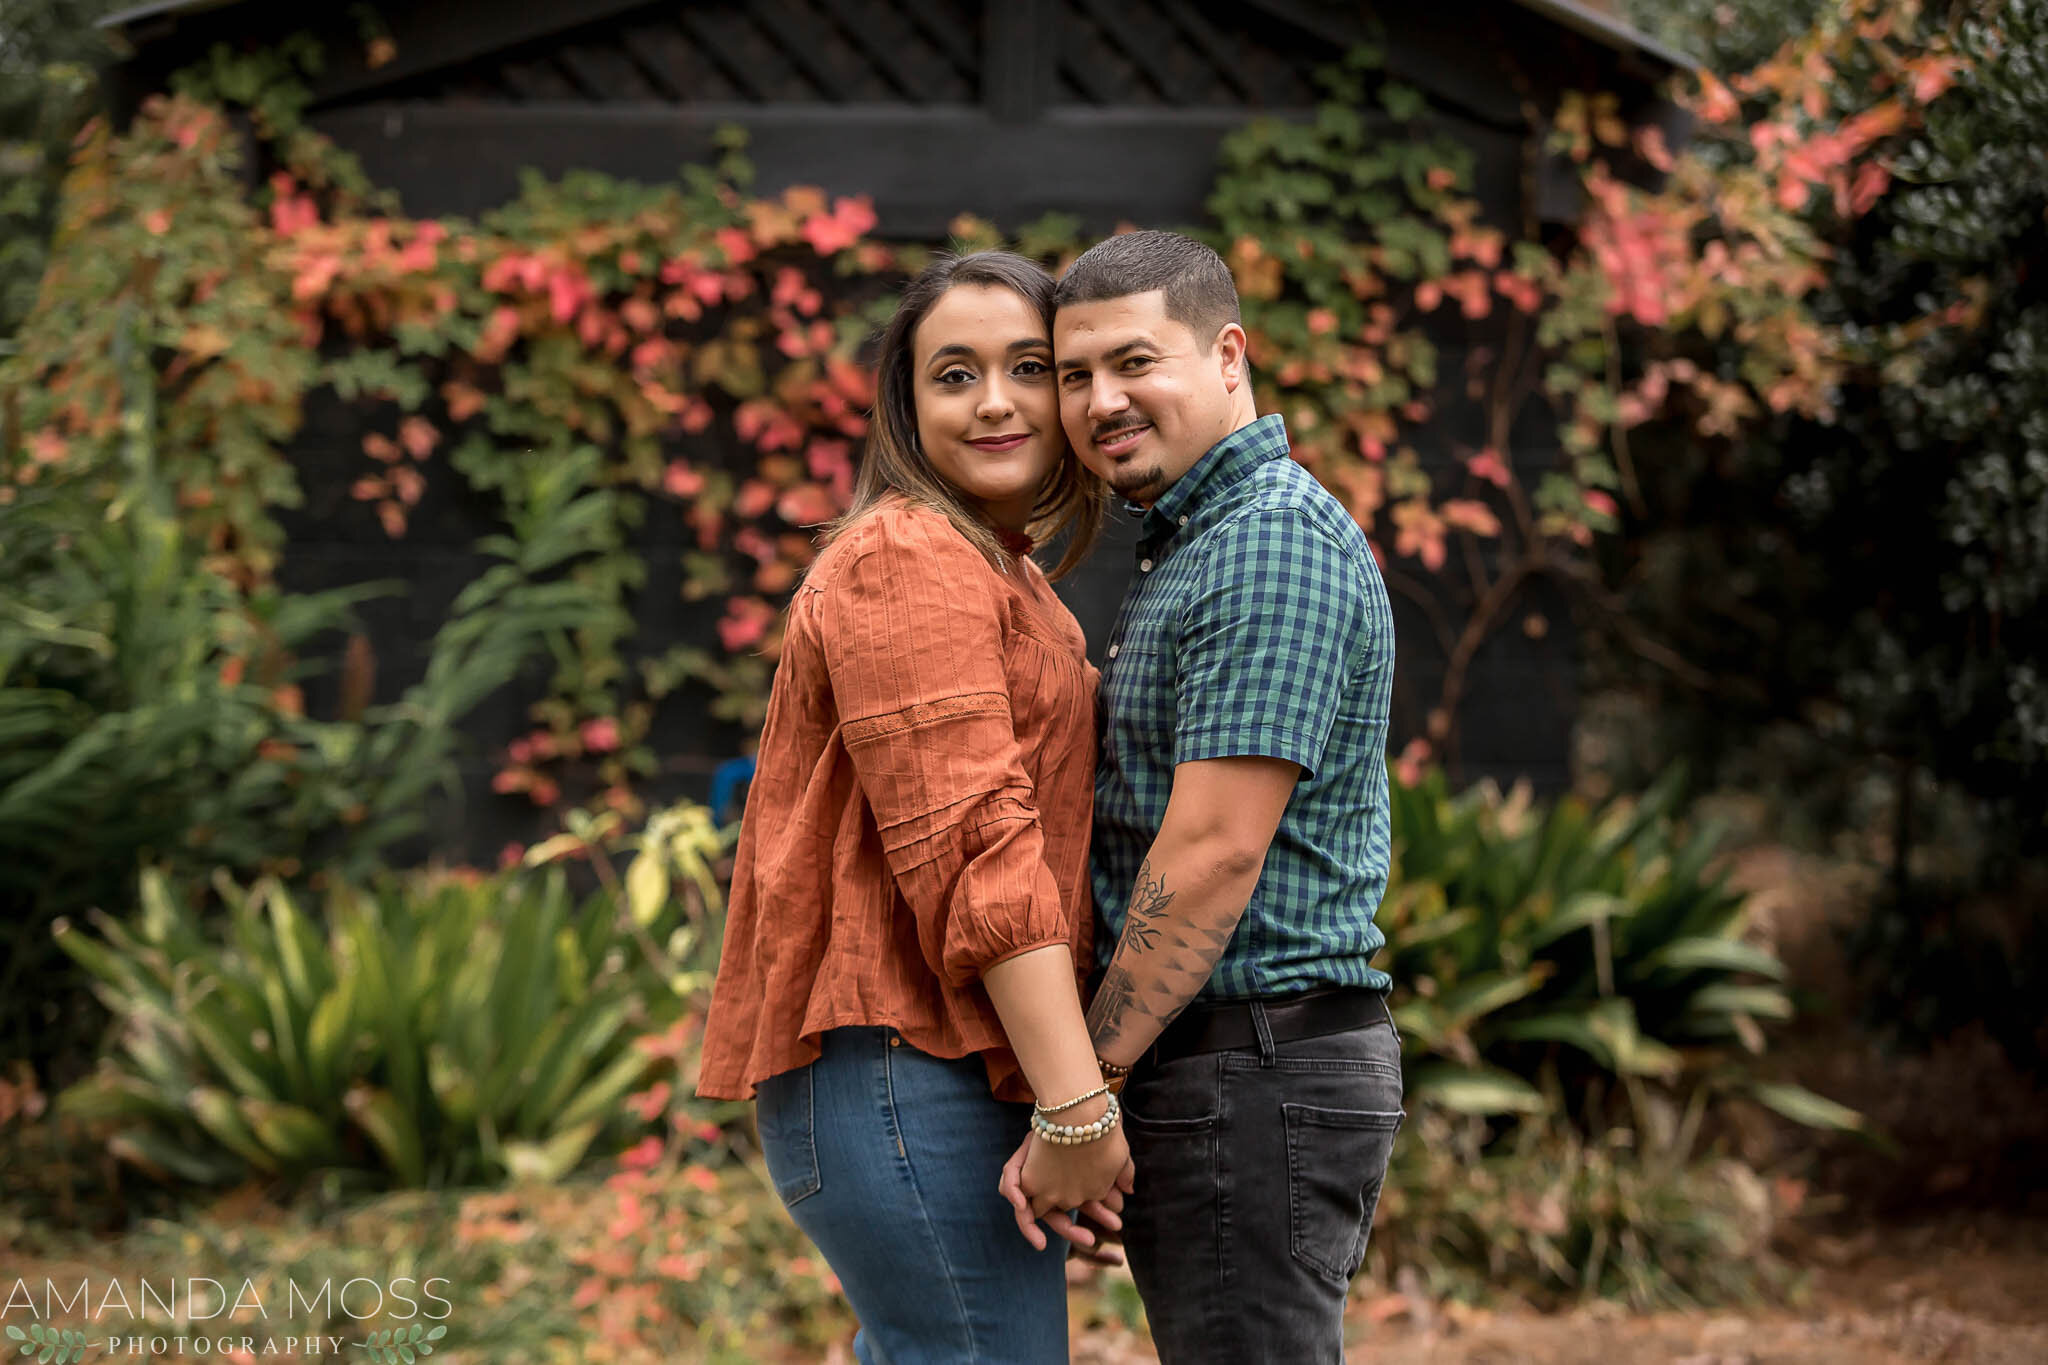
{"left": 1250, "top": 999, "right": 1276, "bottom": 1065}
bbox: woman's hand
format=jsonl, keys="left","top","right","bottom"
{"left": 998, "top": 1122, "right": 1136, "bottom": 1254}
{"left": 1023, "top": 1120, "right": 1130, "bottom": 1218}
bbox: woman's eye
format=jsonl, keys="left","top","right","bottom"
{"left": 1014, "top": 358, "right": 1050, "bottom": 377}
{"left": 936, "top": 367, "right": 974, "bottom": 385}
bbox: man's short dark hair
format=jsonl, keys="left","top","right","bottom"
{"left": 1053, "top": 229, "right": 1241, "bottom": 350}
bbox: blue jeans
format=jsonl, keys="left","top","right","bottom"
{"left": 754, "top": 1027, "right": 1069, "bottom": 1365}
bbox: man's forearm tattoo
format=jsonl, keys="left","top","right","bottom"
{"left": 1122, "top": 862, "right": 1174, "bottom": 951}
{"left": 1087, "top": 856, "right": 1243, "bottom": 1054}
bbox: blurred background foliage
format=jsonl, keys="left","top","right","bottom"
{"left": 0, "top": 0, "right": 2043, "bottom": 1355}
{"left": 0, "top": 0, "right": 117, "bottom": 344}
{"left": 1603, "top": 0, "right": 2048, "bottom": 1072}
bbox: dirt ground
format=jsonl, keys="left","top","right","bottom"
{"left": 1054, "top": 1212, "right": 2048, "bottom": 1364}
{"left": 1334, "top": 1212, "right": 2048, "bottom": 1364}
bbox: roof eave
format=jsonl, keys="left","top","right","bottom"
{"left": 1511, "top": 0, "right": 1698, "bottom": 73}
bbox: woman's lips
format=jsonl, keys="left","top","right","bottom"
{"left": 967, "top": 434, "right": 1030, "bottom": 452}
{"left": 1096, "top": 424, "right": 1150, "bottom": 457}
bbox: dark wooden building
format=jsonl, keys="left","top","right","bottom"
{"left": 104, "top": 0, "right": 1685, "bottom": 854}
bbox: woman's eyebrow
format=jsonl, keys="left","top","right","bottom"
{"left": 926, "top": 338, "right": 1050, "bottom": 364}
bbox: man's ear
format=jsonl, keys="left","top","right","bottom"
{"left": 1214, "top": 322, "right": 1249, "bottom": 392}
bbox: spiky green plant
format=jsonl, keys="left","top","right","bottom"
{"left": 53, "top": 812, "right": 724, "bottom": 1188}
{"left": 1385, "top": 766, "right": 1860, "bottom": 1137}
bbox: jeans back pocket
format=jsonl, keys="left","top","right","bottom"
{"left": 1283, "top": 1102, "right": 1404, "bottom": 1284}
{"left": 755, "top": 1064, "right": 822, "bottom": 1207}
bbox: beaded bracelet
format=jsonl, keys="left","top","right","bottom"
{"left": 1035, "top": 1083, "right": 1111, "bottom": 1116}
{"left": 1096, "top": 1057, "right": 1132, "bottom": 1080}
{"left": 1029, "top": 1091, "right": 1121, "bottom": 1146}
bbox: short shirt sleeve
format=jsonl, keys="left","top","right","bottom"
{"left": 1172, "top": 510, "right": 1368, "bottom": 780}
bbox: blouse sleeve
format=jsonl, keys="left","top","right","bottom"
{"left": 818, "top": 512, "right": 1071, "bottom": 986}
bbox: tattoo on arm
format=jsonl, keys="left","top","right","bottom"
{"left": 1086, "top": 856, "right": 1244, "bottom": 1055}
{"left": 1122, "top": 863, "right": 1174, "bottom": 951}
{"left": 1085, "top": 964, "right": 1143, "bottom": 1038}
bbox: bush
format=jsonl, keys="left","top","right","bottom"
{"left": 1, "top": 371, "right": 635, "bottom": 1083}
{"left": 0, "top": 468, "right": 372, "bottom": 1078}
{"left": 1597, "top": 3, "right": 2048, "bottom": 860}
{"left": 1385, "top": 766, "right": 1859, "bottom": 1140}
{"left": 1374, "top": 1109, "right": 1784, "bottom": 1309}
{"left": 53, "top": 803, "right": 729, "bottom": 1188}
{"left": 1590, "top": 0, "right": 2048, "bottom": 1076}
{"left": 0, "top": 0, "right": 120, "bottom": 342}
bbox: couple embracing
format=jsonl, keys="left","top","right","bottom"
{"left": 698, "top": 229, "right": 1402, "bottom": 1365}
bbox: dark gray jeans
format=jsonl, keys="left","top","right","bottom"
{"left": 1120, "top": 1008, "right": 1404, "bottom": 1364}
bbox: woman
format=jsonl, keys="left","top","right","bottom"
{"left": 698, "top": 251, "right": 1126, "bottom": 1364}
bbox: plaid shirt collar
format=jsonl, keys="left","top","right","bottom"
{"left": 1128, "top": 414, "right": 1292, "bottom": 552}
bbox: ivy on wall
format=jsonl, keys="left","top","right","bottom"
{"left": 1, "top": 8, "right": 1962, "bottom": 821}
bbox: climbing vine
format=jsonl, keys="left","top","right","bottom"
{"left": 1, "top": 4, "right": 1964, "bottom": 813}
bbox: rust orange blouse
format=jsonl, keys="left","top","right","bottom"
{"left": 696, "top": 499, "right": 1098, "bottom": 1103}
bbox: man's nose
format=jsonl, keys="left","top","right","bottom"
{"left": 1087, "top": 376, "right": 1128, "bottom": 422}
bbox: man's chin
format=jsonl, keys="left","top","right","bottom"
{"left": 1110, "top": 466, "right": 1165, "bottom": 502}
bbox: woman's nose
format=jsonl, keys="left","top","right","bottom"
{"left": 977, "top": 377, "right": 1015, "bottom": 421}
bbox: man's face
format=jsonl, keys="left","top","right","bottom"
{"left": 1054, "top": 290, "right": 1244, "bottom": 506}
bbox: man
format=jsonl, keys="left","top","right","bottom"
{"left": 1004, "top": 230, "right": 1402, "bottom": 1363}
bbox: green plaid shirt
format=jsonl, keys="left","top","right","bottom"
{"left": 1093, "top": 414, "right": 1395, "bottom": 998}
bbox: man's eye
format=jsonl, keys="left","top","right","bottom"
{"left": 1060, "top": 370, "right": 1088, "bottom": 386}
{"left": 1122, "top": 356, "right": 1153, "bottom": 371}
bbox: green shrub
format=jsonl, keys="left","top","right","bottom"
{"left": 1, "top": 343, "right": 635, "bottom": 1081}
{"left": 52, "top": 804, "right": 727, "bottom": 1188}
{"left": 1601, "top": 0, "right": 2048, "bottom": 919}
{"left": 1374, "top": 1109, "right": 1784, "bottom": 1309}
{"left": 0, "top": 469, "right": 374, "bottom": 1078}
{"left": 1385, "top": 766, "right": 1858, "bottom": 1138}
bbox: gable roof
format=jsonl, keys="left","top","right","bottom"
{"left": 1513, "top": 0, "right": 1693, "bottom": 71}
{"left": 103, "top": 0, "right": 1693, "bottom": 79}
{"left": 99, "top": 0, "right": 1690, "bottom": 231}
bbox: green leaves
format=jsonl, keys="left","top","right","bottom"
{"left": 53, "top": 832, "right": 717, "bottom": 1188}
{"left": 356, "top": 1322, "right": 448, "bottom": 1363}
{"left": 1746, "top": 1082, "right": 1872, "bottom": 1138}
{"left": 1404, "top": 1061, "right": 1548, "bottom": 1115}
{"left": 4, "top": 1323, "right": 90, "bottom": 1364}
{"left": 1385, "top": 764, "right": 1850, "bottom": 1131}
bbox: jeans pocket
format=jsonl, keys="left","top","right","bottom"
{"left": 755, "top": 1064, "right": 822, "bottom": 1207}
{"left": 1284, "top": 1102, "right": 1403, "bottom": 1285}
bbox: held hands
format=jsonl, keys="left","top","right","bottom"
{"left": 997, "top": 1127, "right": 1136, "bottom": 1261}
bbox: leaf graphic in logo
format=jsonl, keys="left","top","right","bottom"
{"left": 357, "top": 1322, "right": 447, "bottom": 1362}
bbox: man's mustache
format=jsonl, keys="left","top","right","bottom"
{"left": 1090, "top": 417, "right": 1149, "bottom": 443}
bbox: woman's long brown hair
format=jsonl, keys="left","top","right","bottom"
{"left": 827, "top": 251, "right": 1105, "bottom": 580}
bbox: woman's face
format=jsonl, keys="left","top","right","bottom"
{"left": 911, "top": 283, "right": 1065, "bottom": 531}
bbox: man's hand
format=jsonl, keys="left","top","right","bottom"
{"left": 997, "top": 1135, "right": 1136, "bottom": 1259}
